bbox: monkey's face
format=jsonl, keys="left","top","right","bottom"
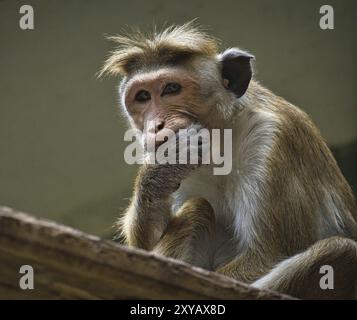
{"left": 101, "top": 25, "right": 254, "bottom": 150}
{"left": 118, "top": 49, "right": 254, "bottom": 150}
{"left": 122, "top": 62, "right": 221, "bottom": 148}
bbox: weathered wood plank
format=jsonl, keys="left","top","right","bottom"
{"left": 0, "top": 206, "right": 294, "bottom": 300}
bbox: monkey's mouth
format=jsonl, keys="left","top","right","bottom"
{"left": 143, "top": 124, "right": 209, "bottom": 168}
{"left": 146, "top": 123, "right": 206, "bottom": 151}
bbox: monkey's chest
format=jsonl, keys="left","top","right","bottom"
{"left": 172, "top": 167, "right": 229, "bottom": 220}
{"left": 172, "top": 168, "right": 240, "bottom": 269}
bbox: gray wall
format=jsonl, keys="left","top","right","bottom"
{"left": 0, "top": 0, "right": 356, "bottom": 237}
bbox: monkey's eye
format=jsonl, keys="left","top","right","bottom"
{"left": 161, "top": 82, "right": 182, "bottom": 96}
{"left": 135, "top": 90, "right": 151, "bottom": 102}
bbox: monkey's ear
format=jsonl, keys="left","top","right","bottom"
{"left": 219, "top": 48, "right": 254, "bottom": 98}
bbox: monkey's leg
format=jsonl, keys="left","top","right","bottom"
{"left": 252, "top": 237, "right": 357, "bottom": 299}
{"left": 153, "top": 197, "right": 216, "bottom": 269}
{"left": 215, "top": 250, "right": 276, "bottom": 284}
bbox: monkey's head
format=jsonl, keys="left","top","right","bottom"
{"left": 100, "top": 22, "right": 254, "bottom": 148}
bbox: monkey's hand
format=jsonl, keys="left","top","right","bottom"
{"left": 137, "top": 163, "right": 197, "bottom": 201}
{"left": 138, "top": 123, "right": 210, "bottom": 202}
{"left": 139, "top": 125, "right": 208, "bottom": 199}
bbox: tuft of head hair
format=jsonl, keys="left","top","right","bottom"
{"left": 98, "top": 21, "right": 220, "bottom": 77}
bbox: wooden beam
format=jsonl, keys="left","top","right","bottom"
{"left": 0, "top": 206, "right": 294, "bottom": 299}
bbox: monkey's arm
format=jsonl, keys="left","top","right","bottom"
{"left": 120, "top": 196, "right": 171, "bottom": 250}
{"left": 120, "top": 164, "right": 196, "bottom": 250}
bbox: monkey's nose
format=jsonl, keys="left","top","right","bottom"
{"left": 148, "top": 120, "right": 165, "bottom": 134}
{"left": 155, "top": 120, "right": 165, "bottom": 133}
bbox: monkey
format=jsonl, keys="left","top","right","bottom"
{"left": 100, "top": 22, "right": 357, "bottom": 299}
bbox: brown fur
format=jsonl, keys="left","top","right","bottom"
{"left": 99, "top": 22, "right": 219, "bottom": 77}
{"left": 153, "top": 197, "right": 215, "bottom": 264}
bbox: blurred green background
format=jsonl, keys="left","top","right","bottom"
{"left": 0, "top": 0, "right": 356, "bottom": 238}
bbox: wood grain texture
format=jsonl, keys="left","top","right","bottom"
{"left": 0, "top": 206, "right": 294, "bottom": 300}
